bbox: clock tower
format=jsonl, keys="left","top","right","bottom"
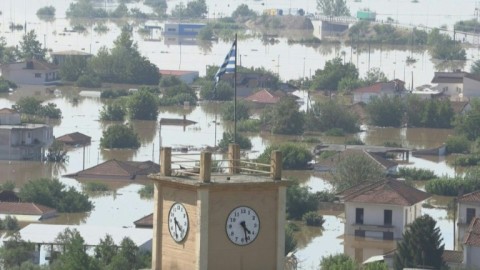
{"left": 149, "top": 144, "right": 288, "bottom": 270}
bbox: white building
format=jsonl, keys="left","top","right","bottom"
{"left": 11, "top": 224, "right": 153, "bottom": 265}
{"left": 0, "top": 108, "right": 53, "bottom": 160}
{"left": 431, "top": 71, "right": 480, "bottom": 101}
{"left": 338, "top": 179, "right": 431, "bottom": 240}
{"left": 0, "top": 60, "right": 60, "bottom": 85}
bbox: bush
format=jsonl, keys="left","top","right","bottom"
{"left": 315, "top": 190, "right": 336, "bottom": 202}
{"left": 99, "top": 101, "right": 126, "bottom": 121}
{"left": 100, "top": 124, "right": 140, "bottom": 149}
{"left": 286, "top": 182, "right": 318, "bottom": 220}
{"left": 237, "top": 119, "right": 261, "bottom": 132}
{"left": 425, "top": 169, "right": 480, "bottom": 196}
{"left": 83, "top": 182, "right": 109, "bottom": 192}
{"left": 100, "top": 89, "right": 129, "bottom": 99}
{"left": 324, "top": 128, "right": 344, "bottom": 136}
{"left": 138, "top": 183, "right": 154, "bottom": 199}
{"left": 76, "top": 74, "right": 101, "bottom": 88}
{"left": 256, "top": 143, "right": 313, "bottom": 170}
{"left": 37, "top": 6, "right": 56, "bottom": 17}
{"left": 320, "top": 254, "right": 356, "bottom": 270}
{"left": 397, "top": 167, "right": 437, "bottom": 181}
{"left": 3, "top": 215, "right": 19, "bottom": 231}
{"left": 285, "top": 225, "right": 297, "bottom": 255}
{"left": 384, "top": 141, "right": 403, "bottom": 147}
{"left": 302, "top": 211, "right": 325, "bottom": 227}
{"left": 217, "top": 132, "right": 252, "bottom": 151}
{"left": 445, "top": 135, "right": 470, "bottom": 154}
{"left": 454, "top": 154, "right": 480, "bottom": 166}
{"left": 0, "top": 77, "right": 16, "bottom": 93}
{"left": 345, "top": 138, "right": 364, "bottom": 145}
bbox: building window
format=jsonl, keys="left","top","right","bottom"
{"left": 356, "top": 208, "right": 364, "bottom": 224}
{"left": 384, "top": 210, "right": 393, "bottom": 225}
{"left": 35, "top": 73, "right": 41, "bottom": 78}
{"left": 467, "top": 208, "right": 476, "bottom": 225}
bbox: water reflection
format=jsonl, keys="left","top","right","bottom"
{"left": 131, "top": 120, "right": 158, "bottom": 144}
{"left": 343, "top": 235, "right": 396, "bottom": 264}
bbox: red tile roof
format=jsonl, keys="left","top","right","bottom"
{"left": 464, "top": 217, "right": 480, "bottom": 246}
{"left": 244, "top": 89, "right": 283, "bottom": 104}
{"left": 458, "top": 190, "right": 480, "bottom": 203}
{"left": 338, "top": 179, "right": 431, "bottom": 206}
{"left": 353, "top": 80, "right": 405, "bottom": 94}
{"left": 315, "top": 149, "right": 397, "bottom": 172}
{"left": 56, "top": 132, "right": 91, "bottom": 145}
{"left": 65, "top": 159, "right": 160, "bottom": 180}
{"left": 442, "top": 250, "right": 463, "bottom": 264}
{"left": 353, "top": 82, "right": 384, "bottom": 94}
{"left": 0, "top": 202, "right": 56, "bottom": 216}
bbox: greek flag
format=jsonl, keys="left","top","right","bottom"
{"left": 214, "top": 39, "right": 236, "bottom": 87}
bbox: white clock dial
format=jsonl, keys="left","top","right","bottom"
{"left": 168, "top": 203, "right": 189, "bottom": 242}
{"left": 226, "top": 206, "right": 260, "bottom": 245}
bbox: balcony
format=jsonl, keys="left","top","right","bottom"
{"left": 351, "top": 223, "right": 395, "bottom": 232}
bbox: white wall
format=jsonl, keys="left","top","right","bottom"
{"left": 345, "top": 202, "right": 422, "bottom": 239}
{"left": 1, "top": 63, "right": 59, "bottom": 85}
{"left": 0, "top": 113, "right": 21, "bottom": 125}
{"left": 463, "top": 77, "right": 480, "bottom": 99}
{"left": 464, "top": 245, "right": 480, "bottom": 268}
{"left": 456, "top": 201, "right": 480, "bottom": 245}
{"left": 436, "top": 82, "right": 463, "bottom": 100}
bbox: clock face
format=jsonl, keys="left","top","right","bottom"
{"left": 226, "top": 206, "right": 260, "bottom": 246}
{"left": 168, "top": 202, "right": 189, "bottom": 243}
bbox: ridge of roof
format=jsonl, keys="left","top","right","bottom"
{"left": 338, "top": 178, "right": 430, "bottom": 206}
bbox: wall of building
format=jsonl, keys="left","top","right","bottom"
{"left": 0, "top": 113, "right": 21, "bottom": 125}
{"left": 207, "top": 186, "right": 279, "bottom": 270}
{"left": 1, "top": 63, "right": 58, "bottom": 85}
{"left": 436, "top": 82, "right": 462, "bottom": 100}
{"left": 464, "top": 245, "right": 480, "bottom": 268}
{"left": 345, "top": 202, "right": 421, "bottom": 239}
{"left": 463, "top": 77, "right": 480, "bottom": 99}
{"left": 456, "top": 201, "right": 480, "bottom": 245}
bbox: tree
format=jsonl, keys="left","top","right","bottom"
{"left": 88, "top": 30, "right": 160, "bottom": 85}
{"left": 0, "top": 233, "right": 35, "bottom": 269}
{"left": 232, "top": 4, "right": 257, "bottom": 21}
{"left": 261, "top": 97, "right": 304, "bottom": 135}
{"left": 256, "top": 143, "right": 313, "bottom": 170}
{"left": 319, "top": 254, "right": 356, "bottom": 270}
{"left": 199, "top": 81, "right": 233, "bottom": 101}
{"left": 454, "top": 98, "right": 480, "bottom": 140}
{"left": 39, "top": 103, "right": 62, "bottom": 119}
{"left": 311, "top": 58, "right": 358, "bottom": 91}
{"left": 18, "top": 178, "right": 93, "bottom": 213}
{"left": 427, "top": 28, "right": 466, "bottom": 60}
{"left": 19, "top": 30, "right": 46, "bottom": 60}
{"left": 100, "top": 124, "right": 140, "bottom": 149}
{"left": 94, "top": 235, "right": 117, "bottom": 267}
{"left": 53, "top": 228, "right": 100, "bottom": 270}
{"left": 393, "top": 215, "right": 447, "bottom": 270}
{"left": 100, "top": 100, "right": 126, "bottom": 121}
{"left": 217, "top": 132, "right": 252, "bottom": 151}
{"left": 471, "top": 59, "right": 480, "bottom": 75}
{"left": 316, "top": 0, "right": 350, "bottom": 17}
{"left": 107, "top": 237, "right": 150, "bottom": 270}
{"left": 59, "top": 56, "right": 88, "bottom": 82}
{"left": 332, "top": 152, "right": 385, "bottom": 191}
{"left": 12, "top": 97, "right": 42, "bottom": 115}
{"left": 221, "top": 101, "right": 250, "bottom": 121}
{"left": 305, "top": 101, "right": 359, "bottom": 133}
{"left": 286, "top": 182, "right": 318, "bottom": 220}
{"left": 363, "top": 68, "right": 388, "bottom": 85}
{"left": 127, "top": 90, "right": 159, "bottom": 120}
{"left": 45, "top": 141, "right": 68, "bottom": 163}
{"left": 36, "top": 6, "right": 56, "bottom": 17}
{"left": 364, "top": 262, "right": 389, "bottom": 270}
{"left": 366, "top": 95, "right": 405, "bottom": 127}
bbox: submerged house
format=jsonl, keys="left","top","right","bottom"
{"left": 431, "top": 71, "right": 480, "bottom": 101}
{"left": 0, "top": 108, "right": 54, "bottom": 160}
{"left": 65, "top": 159, "right": 159, "bottom": 180}
{"left": 0, "top": 60, "right": 60, "bottom": 85}
{"left": 163, "top": 23, "right": 205, "bottom": 36}
{"left": 456, "top": 190, "right": 480, "bottom": 246}
{"left": 338, "top": 179, "right": 431, "bottom": 240}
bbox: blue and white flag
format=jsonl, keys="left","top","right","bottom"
{"left": 214, "top": 39, "right": 236, "bottom": 87}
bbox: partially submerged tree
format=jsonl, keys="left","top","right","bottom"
{"left": 316, "top": 0, "right": 350, "bottom": 17}
{"left": 332, "top": 152, "right": 385, "bottom": 191}
{"left": 311, "top": 58, "right": 358, "bottom": 91}
{"left": 19, "top": 30, "right": 46, "bottom": 60}
{"left": 393, "top": 215, "right": 447, "bottom": 270}
{"left": 261, "top": 97, "right": 304, "bottom": 135}
{"left": 100, "top": 124, "right": 140, "bottom": 149}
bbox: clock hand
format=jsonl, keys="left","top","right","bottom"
{"left": 173, "top": 218, "right": 178, "bottom": 238}
{"left": 174, "top": 218, "right": 183, "bottom": 232}
{"left": 240, "top": 221, "right": 251, "bottom": 242}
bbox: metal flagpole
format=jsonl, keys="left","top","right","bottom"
{"left": 233, "top": 34, "right": 237, "bottom": 144}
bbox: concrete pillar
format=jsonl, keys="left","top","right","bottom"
{"left": 276, "top": 186, "right": 286, "bottom": 268}
{"left": 196, "top": 189, "right": 209, "bottom": 270}
{"left": 200, "top": 151, "right": 211, "bottom": 183}
{"left": 228, "top": 144, "right": 240, "bottom": 174}
{"left": 271, "top": 150, "right": 282, "bottom": 180}
{"left": 152, "top": 182, "right": 163, "bottom": 270}
{"left": 161, "top": 147, "right": 171, "bottom": 176}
